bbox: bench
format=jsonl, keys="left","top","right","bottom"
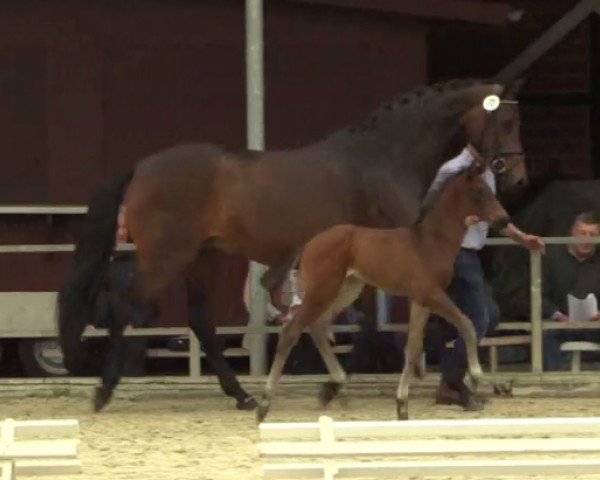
{"left": 560, "top": 341, "right": 600, "bottom": 372}
{"left": 446, "top": 335, "right": 531, "bottom": 373}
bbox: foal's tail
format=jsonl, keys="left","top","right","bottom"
{"left": 57, "top": 170, "right": 134, "bottom": 374}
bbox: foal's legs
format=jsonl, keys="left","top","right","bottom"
{"left": 396, "top": 302, "right": 430, "bottom": 420}
{"left": 308, "top": 321, "right": 347, "bottom": 405}
{"left": 255, "top": 307, "right": 316, "bottom": 422}
{"left": 256, "top": 278, "right": 351, "bottom": 422}
{"left": 310, "top": 277, "right": 365, "bottom": 406}
{"left": 426, "top": 288, "right": 483, "bottom": 393}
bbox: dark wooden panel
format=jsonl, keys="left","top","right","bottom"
{"left": 0, "top": 45, "right": 48, "bottom": 203}
{"left": 103, "top": 44, "right": 245, "bottom": 175}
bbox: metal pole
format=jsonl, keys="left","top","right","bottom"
{"left": 376, "top": 290, "right": 390, "bottom": 325}
{"left": 246, "top": 0, "right": 268, "bottom": 376}
{"left": 188, "top": 330, "right": 202, "bottom": 377}
{"left": 530, "top": 251, "right": 543, "bottom": 373}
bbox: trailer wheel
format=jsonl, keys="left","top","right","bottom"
{"left": 18, "top": 339, "right": 68, "bottom": 377}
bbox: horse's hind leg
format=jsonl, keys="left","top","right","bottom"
{"left": 186, "top": 273, "right": 256, "bottom": 411}
{"left": 311, "top": 277, "right": 365, "bottom": 406}
{"left": 94, "top": 257, "right": 153, "bottom": 412}
{"left": 94, "top": 312, "right": 128, "bottom": 412}
{"left": 426, "top": 289, "right": 482, "bottom": 398}
{"left": 309, "top": 322, "right": 347, "bottom": 407}
{"left": 396, "top": 302, "right": 430, "bottom": 420}
{"left": 256, "top": 310, "right": 309, "bottom": 423}
{"left": 256, "top": 286, "right": 342, "bottom": 422}
{"left": 94, "top": 235, "right": 200, "bottom": 411}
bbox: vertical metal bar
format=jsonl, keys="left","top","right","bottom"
{"left": 246, "top": 0, "right": 264, "bottom": 152}
{"left": 376, "top": 290, "right": 390, "bottom": 326}
{"left": 189, "top": 329, "right": 202, "bottom": 377}
{"left": 530, "top": 250, "right": 543, "bottom": 373}
{"left": 246, "top": 0, "right": 268, "bottom": 376}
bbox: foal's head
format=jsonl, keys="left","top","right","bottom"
{"left": 449, "top": 163, "right": 510, "bottom": 231}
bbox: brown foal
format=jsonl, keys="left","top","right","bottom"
{"left": 257, "top": 161, "right": 510, "bottom": 422}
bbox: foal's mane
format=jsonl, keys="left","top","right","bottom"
{"left": 415, "top": 165, "right": 472, "bottom": 225}
{"left": 345, "top": 77, "right": 497, "bottom": 134}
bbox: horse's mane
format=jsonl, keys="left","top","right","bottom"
{"left": 346, "top": 77, "right": 497, "bottom": 134}
{"left": 414, "top": 164, "right": 472, "bottom": 225}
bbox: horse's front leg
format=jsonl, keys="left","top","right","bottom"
{"left": 396, "top": 301, "right": 429, "bottom": 420}
{"left": 427, "top": 289, "right": 482, "bottom": 394}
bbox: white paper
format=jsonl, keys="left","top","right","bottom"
{"left": 567, "top": 293, "right": 598, "bottom": 322}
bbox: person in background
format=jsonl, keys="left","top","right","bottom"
{"left": 542, "top": 211, "right": 600, "bottom": 370}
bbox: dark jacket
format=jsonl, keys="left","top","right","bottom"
{"left": 541, "top": 246, "right": 600, "bottom": 318}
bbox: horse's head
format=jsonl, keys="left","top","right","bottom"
{"left": 462, "top": 80, "right": 526, "bottom": 190}
{"left": 454, "top": 161, "right": 511, "bottom": 231}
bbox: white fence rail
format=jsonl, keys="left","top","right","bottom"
{"left": 0, "top": 418, "right": 81, "bottom": 478}
{"left": 259, "top": 416, "right": 600, "bottom": 479}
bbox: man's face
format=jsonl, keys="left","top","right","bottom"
{"left": 571, "top": 221, "right": 600, "bottom": 257}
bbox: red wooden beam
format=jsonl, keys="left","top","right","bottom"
{"left": 285, "top": 0, "right": 514, "bottom": 26}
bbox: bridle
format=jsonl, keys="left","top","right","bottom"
{"left": 470, "top": 96, "right": 525, "bottom": 176}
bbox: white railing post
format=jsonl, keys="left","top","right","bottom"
{"left": 530, "top": 250, "right": 543, "bottom": 373}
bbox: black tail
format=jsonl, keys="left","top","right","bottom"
{"left": 57, "top": 170, "right": 134, "bottom": 374}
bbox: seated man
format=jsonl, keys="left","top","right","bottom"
{"left": 543, "top": 211, "right": 600, "bottom": 371}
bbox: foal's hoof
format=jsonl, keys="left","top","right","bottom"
{"left": 463, "top": 396, "right": 485, "bottom": 412}
{"left": 236, "top": 396, "right": 258, "bottom": 411}
{"left": 396, "top": 399, "right": 409, "bottom": 420}
{"left": 256, "top": 402, "right": 271, "bottom": 424}
{"left": 318, "top": 381, "right": 342, "bottom": 407}
{"left": 93, "top": 386, "right": 113, "bottom": 413}
{"left": 492, "top": 381, "right": 514, "bottom": 397}
{"left": 469, "top": 376, "right": 481, "bottom": 394}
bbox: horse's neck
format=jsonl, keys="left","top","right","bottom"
{"left": 417, "top": 188, "right": 468, "bottom": 264}
{"left": 334, "top": 84, "right": 499, "bottom": 197}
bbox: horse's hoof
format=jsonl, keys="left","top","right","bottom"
{"left": 318, "top": 381, "right": 342, "bottom": 407}
{"left": 469, "top": 376, "right": 480, "bottom": 394}
{"left": 236, "top": 396, "right": 258, "bottom": 411}
{"left": 396, "top": 399, "right": 409, "bottom": 420}
{"left": 256, "top": 402, "right": 271, "bottom": 423}
{"left": 493, "top": 381, "right": 514, "bottom": 397}
{"left": 463, "top": 396, "right": 485, "bottom": 412}
{"left": 93, "top": 386, "right": 113, "bottom": 413}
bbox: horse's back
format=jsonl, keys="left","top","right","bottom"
{"left": 134, "top": 143, "right": 226, "bottom": 176}
{"left": 125, "top": 143, "right": 231, "bottom": 205}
